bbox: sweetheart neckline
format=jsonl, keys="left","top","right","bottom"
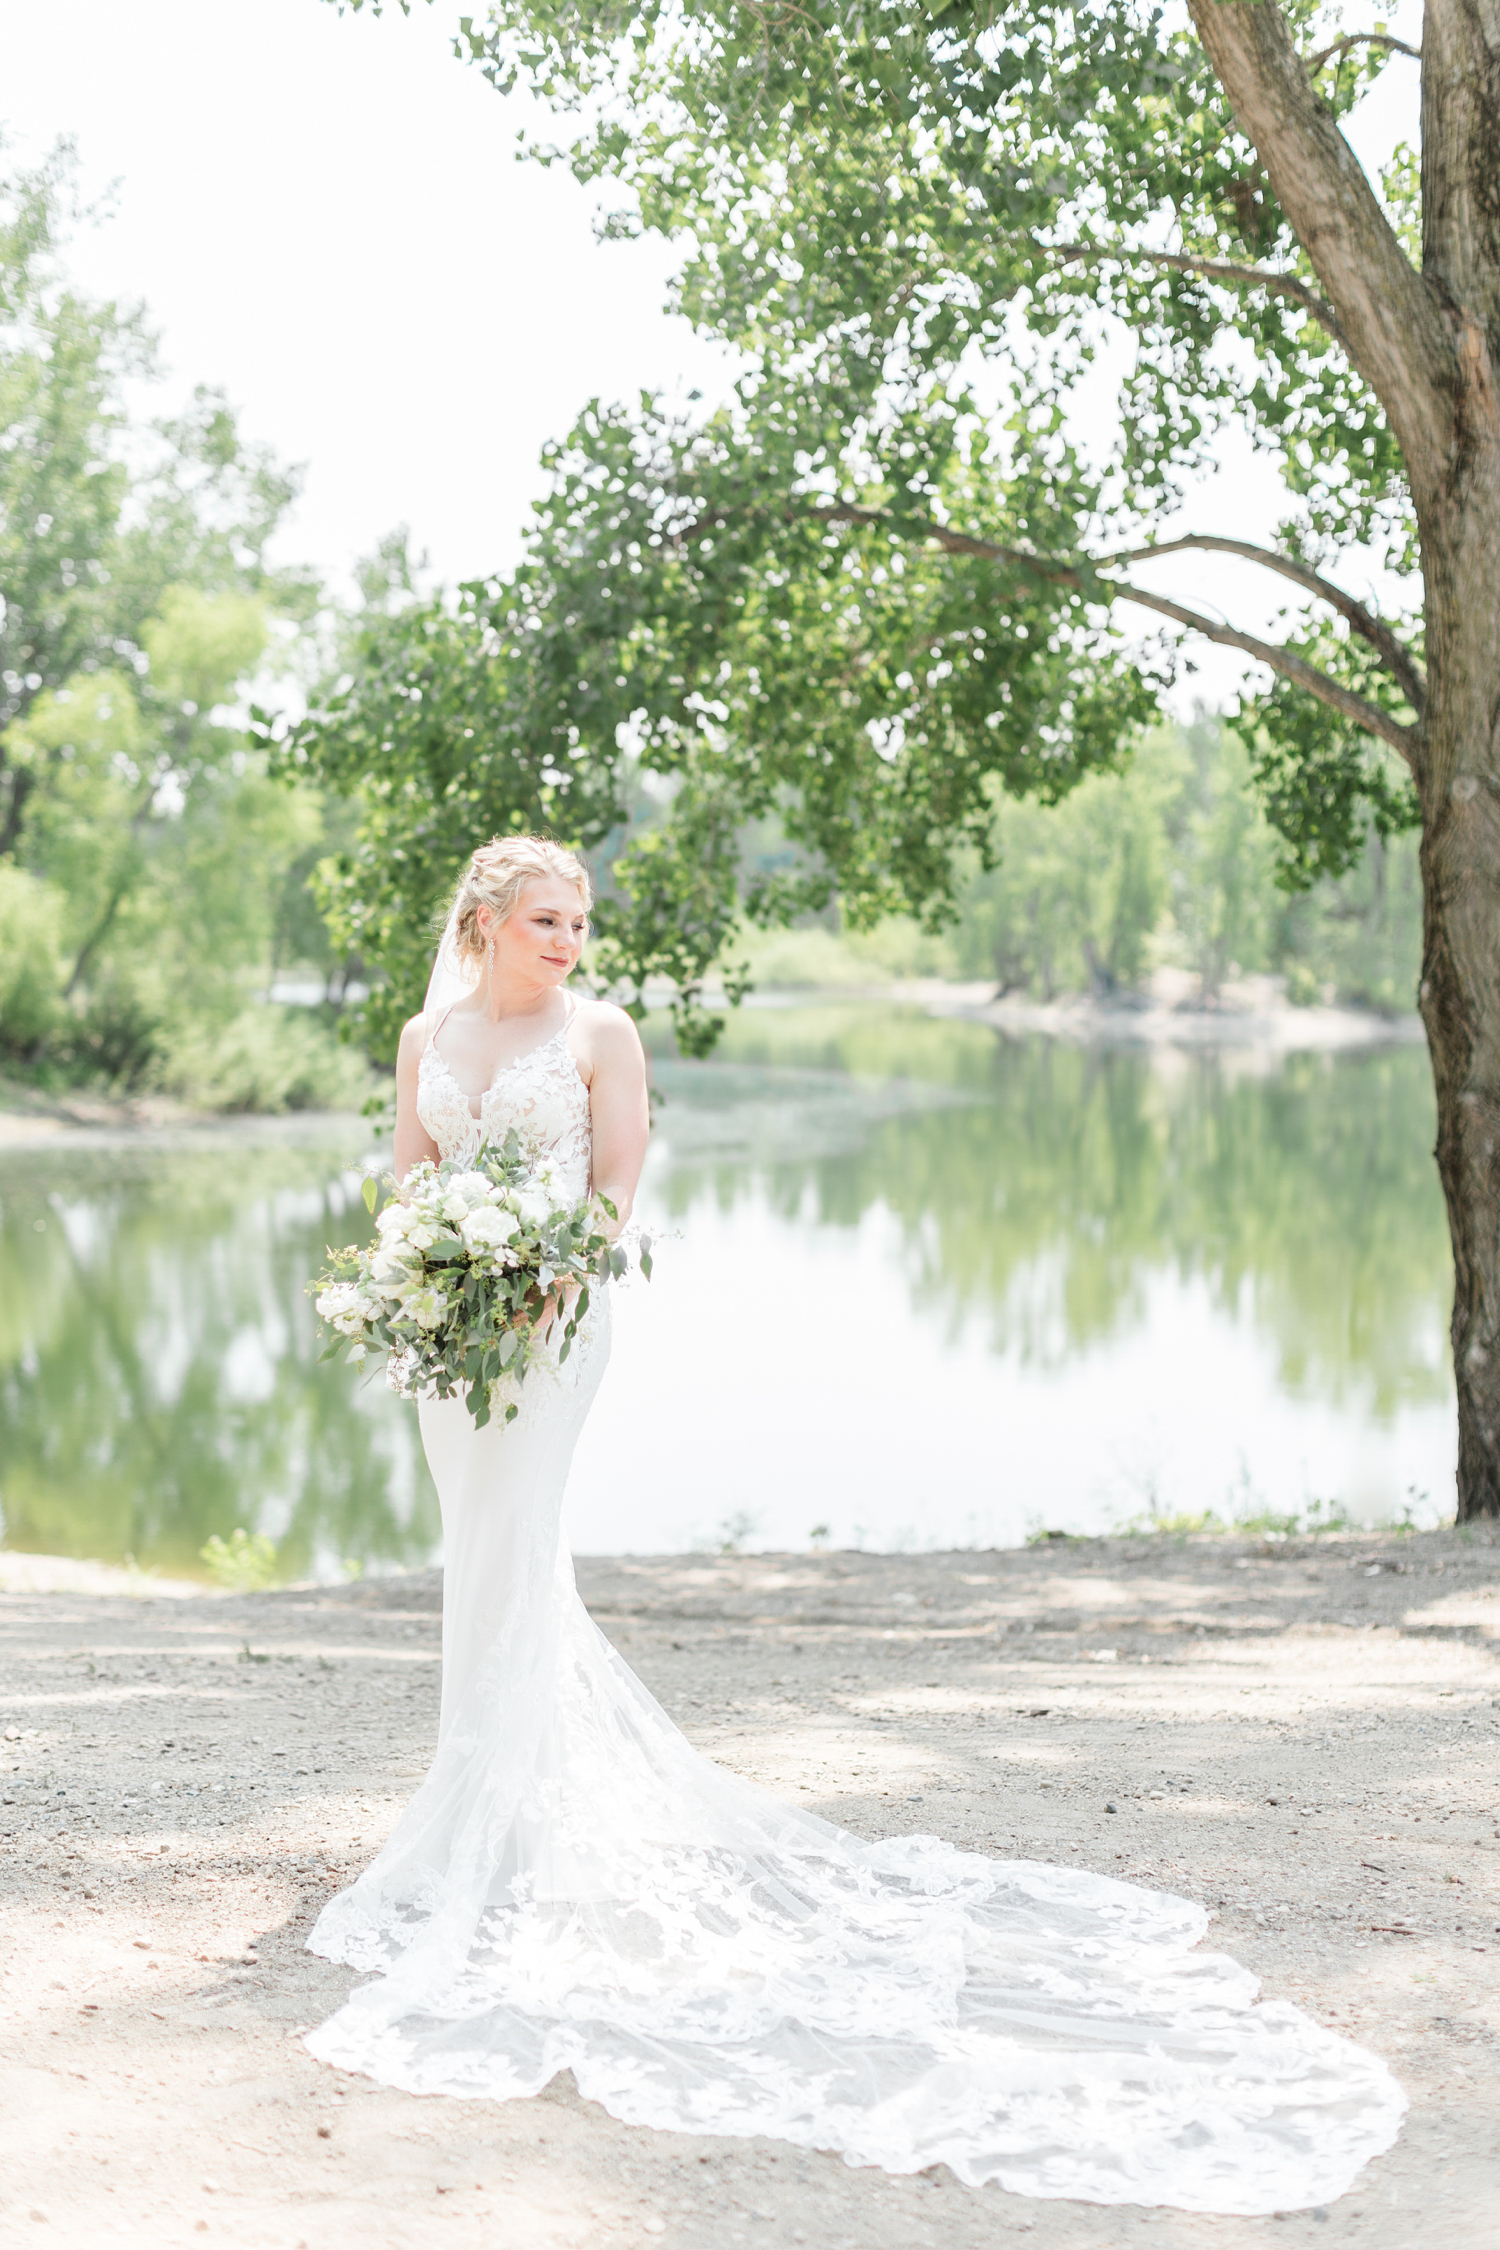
{"left": 422, "top": 1023, "right": 585, "bottom": 1122}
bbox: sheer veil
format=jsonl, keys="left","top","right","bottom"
{"left": 422, "top": 900, "right": 480, "bottom": 1024}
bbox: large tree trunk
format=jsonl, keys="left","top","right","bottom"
{"left": 1192, "top": 0, "right": 1500, "bottom": 1518}
{"left": 1413, "top": 0, "right": 1500, "bottom": 1521}
{"left": 1417, "top": 501, "right": 1500, "bottom": 1522}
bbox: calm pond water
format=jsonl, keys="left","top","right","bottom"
{"left": 0, "top": 1004, "right": 1455, "bottom": 1577}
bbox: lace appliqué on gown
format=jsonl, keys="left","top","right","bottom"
{"left": 415, "top": 1021, "right": 593, "bottom": 1199}
{"left": 305, "top": 1019, "right": 1405, "bottom": 2216}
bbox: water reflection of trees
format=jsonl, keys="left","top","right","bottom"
{"left": 0, "top": 1134, "right": 438, "bottom": 1576}
{"left": 655, "top": 1013, "right": 1450, "bottom": 1420}
{"left": 1, "top": 1018, "right": 1449, "bottom": 1572}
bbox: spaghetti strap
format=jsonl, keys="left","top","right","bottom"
{"left": 426, "top": 1000, "right": 461, "bottom": 1053}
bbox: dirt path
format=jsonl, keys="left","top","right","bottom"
{"left": 2, "top": 1527, "right": 1497, "bottom": 2250}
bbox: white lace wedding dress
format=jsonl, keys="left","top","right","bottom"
{"left": 306, "top": 1018, "right": 1405, "bottom": 2214}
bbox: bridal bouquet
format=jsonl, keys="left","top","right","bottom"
{"left": 313, "top": 1130, "right": 650, "bottom": 1429}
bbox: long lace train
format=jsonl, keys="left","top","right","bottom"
{"left": 306, "top": 1321, "right": 1403, "bottom": 2213}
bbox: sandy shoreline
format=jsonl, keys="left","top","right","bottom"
{"left": 1, "top": 1526, "right": 1496, "bottom": 2248}
{"left": 690, "top": 970, "right": 1424, "bottom": 1056}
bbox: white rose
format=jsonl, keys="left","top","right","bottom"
{"left": 515, "top": 1187, "right": 553, "bottom": 1230}
{"left": 375, "top": 1203, "right": 416, "bottom": 1238}
{"left": 460, "top": 1205, "right": 520, "bottom": 1253}
{"left": 317, "top": 1283, "right": 368, "bottom": 1333}
{"left": 441, "top": 1171, "right": 494, "bottom": 1222}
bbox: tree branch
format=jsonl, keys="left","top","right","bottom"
{"left": 63, "top": 871, "right": 133, "bottom": 999}
{"left": 1048, "top": 242, "right": 1346, "bottom": 344}
{"left": 0, "top": 760, "right": 37, "bottom": 862}
{"left": 1306, "top": 32, "right": 1421, "bottom": 74}
{"left": 1186, "top": 0, "right": 1454, "bottom": 504}
{"left": 1099, "top": 533, "right": 1426, "bottom": 712}
{"left": 1103, "top": 581, "right": 1416, "bottom": 760}
{"left": 804, "top": 504, "right": 1419, "bottom": 763}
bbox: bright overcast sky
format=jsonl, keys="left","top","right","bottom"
{"left": 1, "top": 0, "right": 732, "bottom": 593}
{"left": 2, "top": 0, "right": 1422, "bottom": 703}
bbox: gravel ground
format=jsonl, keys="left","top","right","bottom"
{"left": 1, "top": 1527, "right": 1497, "bottom": 2250}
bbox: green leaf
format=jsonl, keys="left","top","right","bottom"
{"left": 362, "top": 1175, "right": 378, "bottom": 1216}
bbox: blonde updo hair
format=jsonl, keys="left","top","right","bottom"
{"left": 448, "top": 834, "right": 594, "bottom": 967}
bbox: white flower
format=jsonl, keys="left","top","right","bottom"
{"left": 316, "top": 1282, "right": 372, "bottom": 1336}
{"left": 377, "top": 1197, "right": 452, "bottom": 1251}
{"left": 369, "top": 1249, "right": 414, "bottom": 1296}
{"left": 441, "top": 1171, "right": 495, "bottom": 1223}
{"left": 459, "top": 1205, "right": 520, "bottom": 1253}
{"left": 402, "top": 1285, "right": 446, "bottom": 1330}
{"left": 515, "top": 1186, "right": 553, "bottom": 1230}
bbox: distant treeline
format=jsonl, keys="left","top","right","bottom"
{"left": 735, "top": 717, "right": 1419, "bottom": 1013}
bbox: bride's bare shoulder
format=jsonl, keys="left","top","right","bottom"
{"left": 396, "top": 1011, "right": 432, "bottom": 1074}
{"left": 570, "top": 996, "right": 645, "bottom": 1062}
{"left": 572, "top": 994, "right": 640, "bottom": 1033}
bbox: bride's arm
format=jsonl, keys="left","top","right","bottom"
{"left": 582, "top": 1005, "right": 650, "bottom": 1232}
{"left": 393, "top": 1014, "right": 441, "bottom": 1183}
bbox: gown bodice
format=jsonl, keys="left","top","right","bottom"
{"left": 416, "top": 1014, "right": 592, "bottom": 1198}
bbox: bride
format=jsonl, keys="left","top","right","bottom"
{"left": 307, "top": 834, "right": 1403, "bottom": 2214}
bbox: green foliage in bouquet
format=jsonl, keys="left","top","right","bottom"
{"left": 314, "top": 1129, "right": 650, "bottom": 1430}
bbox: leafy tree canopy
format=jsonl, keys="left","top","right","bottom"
{"left": 0, "top": 145, "right": 357, "bottom": 1101}
{"left": 1, "top": 142, "right": 316, "bottom": 859}
{"left": 301, "top": 1, "right": 1424, "bottom": 1052}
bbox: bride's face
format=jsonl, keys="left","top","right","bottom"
{"left": 481, "top": 877, "right": 589, "bottom": 986}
